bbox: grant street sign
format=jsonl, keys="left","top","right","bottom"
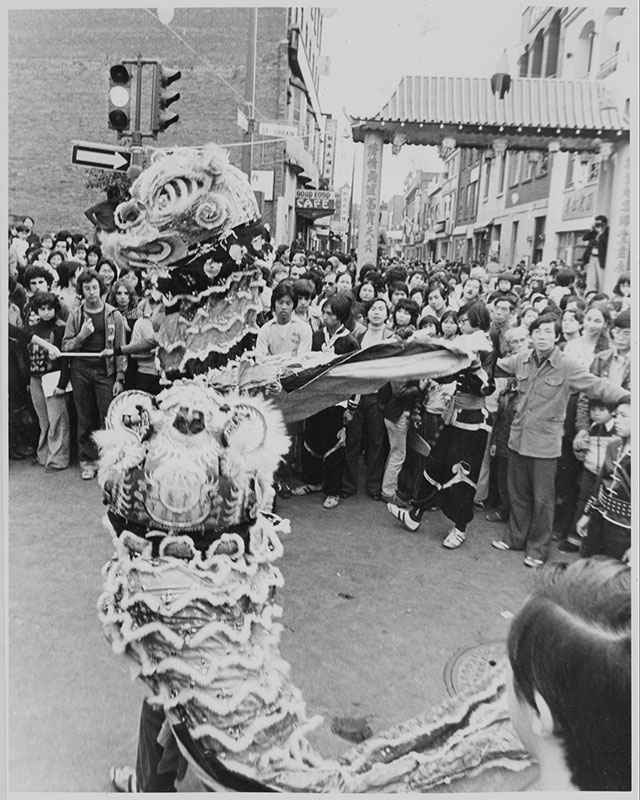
{"left": 258, "top": 121, "right": 299, "bottom": 139}
{"left": 71, "top": 140, "right": 132, "bottom": 171}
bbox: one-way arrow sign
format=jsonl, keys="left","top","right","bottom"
{"left": 71, "top": 140, "right": 132, "bottom": 172}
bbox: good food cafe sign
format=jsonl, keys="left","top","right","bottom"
{"left": 295, "top": 189, "right": 336, "bottom": 220}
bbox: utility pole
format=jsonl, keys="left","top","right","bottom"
{"left": 131, "top": 54, "right": 145, "bottom": 166}
{"left": 242, "top": 8, "right": 258, "bottom": 180}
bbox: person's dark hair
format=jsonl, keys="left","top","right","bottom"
{"left": 355, "top": 279, "right": 377, "bottom": 302}
{"left": 538, "top": 300, "right": 562, "bottom": 319}
{"left": 554, "top": 268, "right": 576, "bottom": 288}
{"left": 365, "top": 270, "right": 384, "bottom": 291}
{"left": 393, "top": 297, "right": 420, "bottom": 326}
{"left": 459, "top": 300, "right": 491, "bottom": 331}
{"left": 86, "top": 245, "right": 102, "bottom": 262}
{"left": 300, "top": 269, "right": 323, "bottom": 295}
{"left": 15, "top": 223, "right": 28, "bottom": 234}
{"left": 364, "top": 296, "right": 389, "bottom": 320}
{"left": 106, "top": 185, "right": 122, "bottom": 203}
{"left": 559, "top": 294, "right": 585, "bottom": 312}
{"left": 96, "top": 257, "right": 119, "bottom": 281}
{"left": 594, "top": 214, "right": 608, "bottom": 226}
{"left": 440, "top": 308, "right": 459, "bottom": 328}
{"left": 77, "top": 268, "right": 106, "bottom": 296}
{"left": 612, "top": 272, "right": 630, "bottom": 297}
{"left": 388, "top": 280, "right": 409, "bottom": 298}
{"left": 118, "top": 265, "right": 142, "bottom": 295}
{"left": 612, "top": 307, "right": 630, "bottom": 330}
{"left": 107, "top": 279, "right": 138, "bottom": 311}
{"left": 508, "top": 557, "right": 631, "bottom": 791}
{"left": 359, "top": 263, "right": 377, "bottom": 283}
{"left": 322, "top": 292, "right": 352, "bottom": 325}
{"left": 47, "top": 249, "right": 65, "bottom": 265}
{"left": 586, "top": 292, "right": 609, "bottom": 308}
{"left": 587, "top": 397, "right": 617, "bottom": 412}
{"left": 426, "top": 281, "right": 448, "bottom": 301}
{"left": 562, "top": 308, "right": 584, "bottom": 326}
{"left": 24, "top": 264, "right": 53, "bottom": 289}
{"left": 384, "top": 265, "right": 408, "bottom": 289}
{"left": 293, "top": 278, "right": 315, "bottom": 301}
{"left": 26, "top": 246, "right": 45, "bottom": 264}
{"left": 56, "top": 260, "right": 82, "bottom": 289}
{"left": 270, "top": 279, "right": 298, "bottom": 310}
{"left": 22, "top": 215, "right": 35, "bottom": 226}
{"left": 55, "top": 229, "right": 72, "bottom": 245}
{"left": 418, "top": 313, "right": 441, "bottom": 334}
{"left": 529, "top": 312, "right": 561, "bottom": 335}
{"left": 30, "top": 290, "right": 61, "bottom": 314}
{"left": 493, "top": 294, "right": 516, "bottom": 309}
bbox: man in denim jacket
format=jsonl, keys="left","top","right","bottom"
{"left": 63, "top": 268, "right": 126, "bottom": 479}
{"left": 491, "top": 313, "right": 629, "bottom": 567}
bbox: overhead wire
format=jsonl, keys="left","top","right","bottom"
{"left": 141, "top": 8, "right": 280, "bottom": 125}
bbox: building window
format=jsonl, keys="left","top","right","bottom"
{"left": 565, "top": 154, "right": 575, "bottom": 188}
{"left": 508, "top": 151, "right": 521, "bottom": 187}
{"left": 458, "top": 190, "right": 466, "bottom": 222}
{"left": 497, "top": 153, "right": 506, "bottom": 194}
{"left": 467, "top": 183, "right": 476, "bottom": 217}
{"left": 509, "top": 220, "right": 519, "bottom": 265}
{"left": 483, "top": 159, "right": 492, "bottom": 199}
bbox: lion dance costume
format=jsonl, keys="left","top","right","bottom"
{"left": 96, "top": 143, "right": 535, "bottom": 791}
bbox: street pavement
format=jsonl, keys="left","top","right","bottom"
{"left": 7, "top": 458, "right": 577, "bottom": 792}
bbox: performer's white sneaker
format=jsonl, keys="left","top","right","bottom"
{"left": 442, "top": 527, "right": 466, "bottom": 549}
{"left": 387, "top": 502, "right": 420, "bottom": 531}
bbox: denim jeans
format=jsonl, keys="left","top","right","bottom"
{"left": 382, "top": 411, "right": 410, "bottom": 498}
{"left": 69, "top": 359, "right": 114, "bottom": 467}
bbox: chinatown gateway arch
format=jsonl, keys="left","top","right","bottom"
{"left": 349, "top": 74, "right": 630, "bottom": 287}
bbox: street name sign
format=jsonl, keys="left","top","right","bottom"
{"left": 258, "top": 121, "right": 299, "bottom": 139}
{"left": 71, "top": 140, "right": 132, "bottom": 172}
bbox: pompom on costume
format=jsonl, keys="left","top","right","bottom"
{"left": 97, "top": 143, "right": 535, "bottom": 791}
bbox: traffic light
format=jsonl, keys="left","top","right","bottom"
{"left": 108, "top": 63, "right": 132, "bottom": 132}
{"left": 151, "top": 63, "right": 181, "bottom": 134}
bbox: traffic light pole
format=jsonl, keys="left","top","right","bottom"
{"left": 241, "top": 8, "right": 258, "bottom": 179}
{"left": 131, "top": 55, "right": 144, "bottom": 166}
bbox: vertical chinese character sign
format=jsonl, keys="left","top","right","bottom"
{"left": 357, "top": 132, "right": 384, "bottom": 271}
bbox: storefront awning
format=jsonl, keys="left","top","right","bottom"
{"left": 350, "top": 75, "right": 629, "bottom": 152}
{"left": 452, "top": 225, "right": 467, "bottom": 237}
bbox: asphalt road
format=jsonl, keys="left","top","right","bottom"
{"left": 7, "top": 459, "right": 576, "bottom": 792}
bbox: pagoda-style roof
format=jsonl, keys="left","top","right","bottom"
{"left": 350, "top": 76, "right": 629, "bottom": 152}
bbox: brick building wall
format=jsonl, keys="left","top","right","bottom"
{"left": 9, "top": 7, "right": 290, "bottom": 237}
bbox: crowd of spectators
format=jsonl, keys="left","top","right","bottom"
{"left": 8, "top": 215, "right": 632, "bottom": 566}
